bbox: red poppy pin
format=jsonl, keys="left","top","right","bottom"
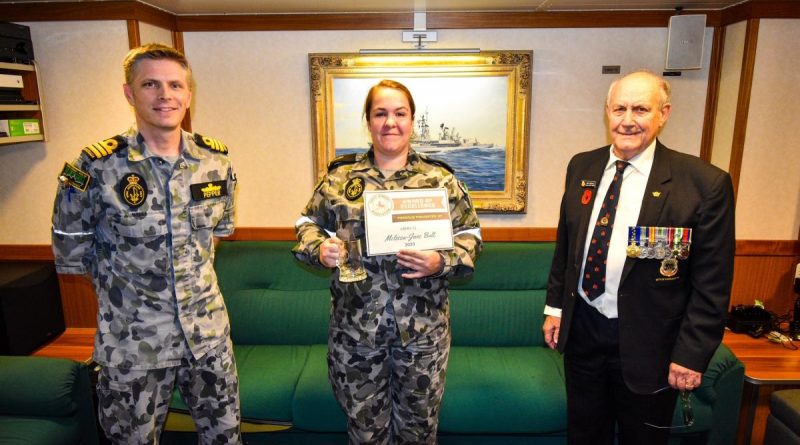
{"left": 581, "top": 189, "right": 593, "bottom": 205}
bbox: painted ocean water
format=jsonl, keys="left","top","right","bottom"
{"left": 335, "top": 147, "right": 506, "bottom": 192}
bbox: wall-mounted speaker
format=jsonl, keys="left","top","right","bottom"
{"left": 665, "top": 14, "right": 706, "bottom": 70}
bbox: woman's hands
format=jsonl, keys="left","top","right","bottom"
{"left": 319, "top": 237, "right": 344, "bottom": 268}
{"left": 397, "top": 249, "right": 444, "bottom": 279}
{"left": 321, "top": 237, "right": 444, "bottom": 279}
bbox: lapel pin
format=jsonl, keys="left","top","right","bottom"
{"left": 581, "top": 189, "right": 592, "bottom": 205}
{"left": 652, "top": 191, "right": 661, "bottom": 198}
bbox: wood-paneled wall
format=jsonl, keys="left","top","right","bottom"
{"left": 3, "top": 229, "right": 797, "bottom": 328}
{"left": 733, "top": 240, "right": 800, "bottom": 316}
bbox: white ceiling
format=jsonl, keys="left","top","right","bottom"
{"left": 2, "top": 0, "right": 749, "bottom": 15}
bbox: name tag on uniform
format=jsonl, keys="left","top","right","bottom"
{"left": 190, "top": 181, "right": 228, "bottom": 201}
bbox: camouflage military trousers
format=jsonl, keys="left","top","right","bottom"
{"left": 96, "top": 338, "right": 241, "bottom": 445}
{"left": 328, "top": 302, "right": 451, "bottom": 445}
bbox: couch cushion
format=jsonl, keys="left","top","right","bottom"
{"left": 450, "top": 242, "right": 555, "bottom": 290}
{"left": 450, "top": 290, "right": 546, "bottom": 346}
{"left": 215, "top": 241, "right": 329, "bottom": 295}
{"left": 170, "top": 345, "right": 311, "bottom": 423}
{"left": 439, "top": 346, "right": 566, "bottom": 434}
{"left": 0, "top": 417, "right": 81, "bottom": 444}
{"left": 292, "top": 344, "right": 347, "bottom": 432}
{"left": 228, "top": 289, "right": 330, "bottom": 345}
{"left": 0, "top": 356, "right": 81, "bottom": 417}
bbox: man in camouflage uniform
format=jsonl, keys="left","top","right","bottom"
{"left": 51, "top": 43, "right": 240, "bottom": 444}
{"left": 294, "top": 80, "right": 481, "bottom": 445}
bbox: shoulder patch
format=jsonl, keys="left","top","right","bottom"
{"left": 418, "top": 153, "right": 454, "bottom": 174}
{"left": 58, "top": 162, "right": 90, "bottom": 192}
{"left": 81, "top": 135, "right": 127, "bottom": 160}
{"left": 194, "top": 133, "right": 228, "bottom": 154}
{"left": 327, "top": 153, "right": 358, "bottom": 172}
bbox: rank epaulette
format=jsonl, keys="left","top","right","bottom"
{"left": 81, "top": 135, "right": 127, "bottom": 160}
{"left": 418, "top": 153, "right": 454, "bottom": 174}
{"left": 194, "top": 133, "right": 228, "bottom": 154}
{"left": 327, "top": 153, "right": 358, "bottom": 172}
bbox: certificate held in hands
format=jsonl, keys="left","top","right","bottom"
{"left": 363, "top": 189, "right": 454, "bottom": 256}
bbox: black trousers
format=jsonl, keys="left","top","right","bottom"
{"left": 563, "top": 297, "right": 679, "bottom": 445}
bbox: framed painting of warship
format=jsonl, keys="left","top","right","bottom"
{"left": 308, "top": 51, "right": 532, "bottom": 213}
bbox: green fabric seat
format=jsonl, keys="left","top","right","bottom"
{"left": 0, "top": 356, "right": 97, "bottom": 445}
{"left": 440, "top": 346, "right": 566, "bottom": 433}
{"left": 163, "top": 240, "right": 745, "bottom": 444}
{"left": 171, "top": 345, "right": 312, "bottom": 423}
{"left": 0, "top": 417, "right": 82, "bottom": 444}
{"left": 228, "top": 289, "right": 330, "bottom": 345}
{"left": 291, "top": 344, "right": 347, "bottom": 432}
{"left": 450, "top": 289, "right": 547, "bottom": 346}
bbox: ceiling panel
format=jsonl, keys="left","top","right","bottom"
{"left": 0, "top": 0, "right": 747, "bottom": 15}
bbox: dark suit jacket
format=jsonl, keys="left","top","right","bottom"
{"left": 546, "top": 141, "right": 735, "bottom": 394}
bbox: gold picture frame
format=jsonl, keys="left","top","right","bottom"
{"left": 309, "top": 51, "right": 532, "bottom": 213}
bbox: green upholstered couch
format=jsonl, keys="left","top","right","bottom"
{"left": 165, "top": 240, "right": 745, "bottom": 444}
{"left": 0, "top": 355, "right": 98, "bottom": 445}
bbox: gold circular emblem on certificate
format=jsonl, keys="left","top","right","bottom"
{"left": 367, "top": 193, "right": 392, "bottom": 217}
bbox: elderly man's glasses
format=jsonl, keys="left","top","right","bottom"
{"left": 644, "top": 390, "right": 694, "bottom": 430}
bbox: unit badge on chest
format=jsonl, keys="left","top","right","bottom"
{"left": 118, "top": 173, "right": 147, "bottom": 208}
{"left": 344, "top": 177, "right": 365, "bottom": 201}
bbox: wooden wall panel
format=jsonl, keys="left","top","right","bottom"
{"left": 57, "top": 274, "right": 98, "bottom": 328}
{"left": 723, "top": 0, "right": 800, "bottom": 26}
{"left": 175, "top": 13, "right": 413, "bottom": 32}
{"left": 0, "top": 1, "right": 175, "bottom": 29}
{"left": 729, "top": 18, "right": 760, "bottom": 200}
{"left": 3, "top": 1, "right": 799, "bottom": 31}
{"left": 732, "top": 240, "right": 799, "bottom": 316}
{"left": 0, "top": 245, "right": 53, "bottom": 261}
{"left": 4, "top": 230, "right": 797, "bottom": 328}
{"left": 700, "top": 25, "right": 725, "bottom": 163}
{"left": 732, "top": 254, "right": 800, "bottom": 315}
{"left": 127, "top": 19, "right": 141, "bottom": 48}
{"left": 426, "top": 10, "right": 720, "bottom": 29}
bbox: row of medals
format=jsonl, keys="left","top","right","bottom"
{"left": 625, "top": 226, "right": 692, "bottom": 277}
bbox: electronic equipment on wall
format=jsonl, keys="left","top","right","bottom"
{"left": 665, "top": 14, "right": 706, "bottom": 70}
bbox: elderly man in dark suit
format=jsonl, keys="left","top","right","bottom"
{"left": 542, "top": 70, "right": 735, "bottom": 445}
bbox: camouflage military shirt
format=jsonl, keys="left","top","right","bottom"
{"left": 293, "top": 149, "right": 482, "bottom": 346}
{"left": 52, "top": 127, "right": 237, "bottom": 369}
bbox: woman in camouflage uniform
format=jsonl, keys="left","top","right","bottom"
{"left": 293, "top": 80, "right": 482, "bottom": 444}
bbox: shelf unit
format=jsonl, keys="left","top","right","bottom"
{"left": 0, "top": 61, "right": 46, "bottom": 145}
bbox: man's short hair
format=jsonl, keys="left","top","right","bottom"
{"left": 606, "top": 69, "right": 671, "bottom": 108}
{"left": 123, "top": 43, "right": 191, "bottom": 86}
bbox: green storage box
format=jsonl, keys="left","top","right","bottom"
{"left": 0, "top": 119, "right": 41, "bottom": 137}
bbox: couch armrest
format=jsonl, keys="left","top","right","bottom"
{"left": 695, "top": 343, "right": 745, "bottom": 445}
{"left": 0, "top": 356, "right": 87, "bottom": 418}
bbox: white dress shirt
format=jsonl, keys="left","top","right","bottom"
{"left": 545, "top": 141, "right": 656, "bottom": 319}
